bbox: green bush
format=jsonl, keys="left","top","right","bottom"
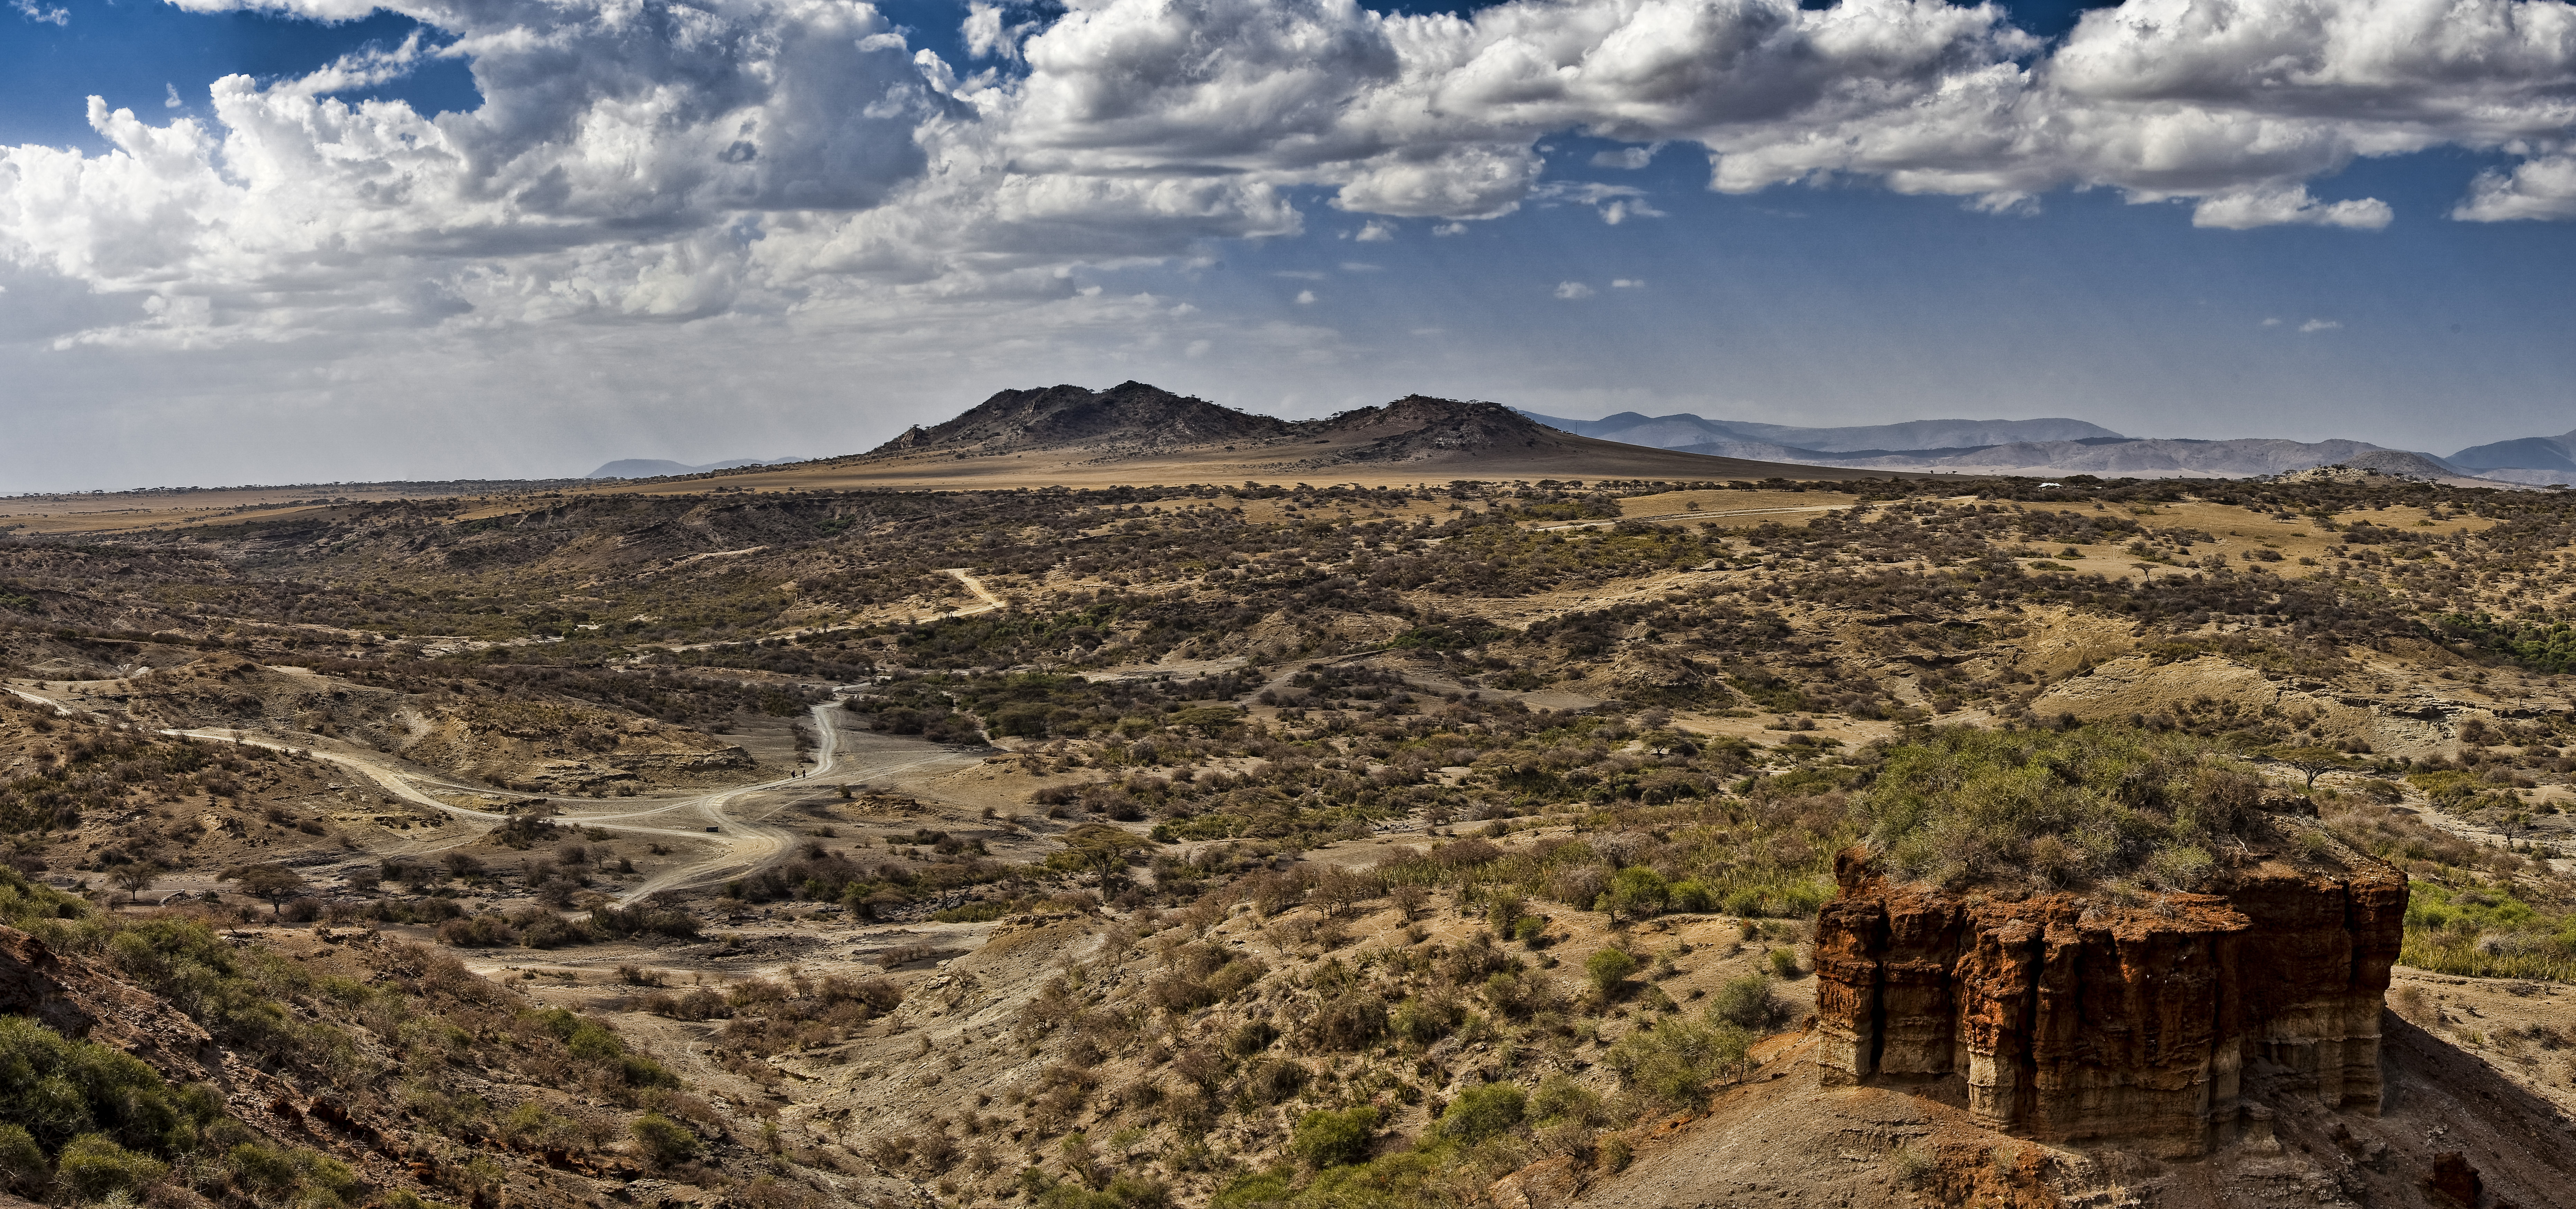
{"left": 630, "top": 1113, "right": 700, "bottom": 1167}
{"left": 0, "top": 1015, "right": 212, "bottom": 1156}
{"left": 1529, "top": 1075, "right": 1603, "bottom": 1126}
{"left": 1389, "top": 997, "right": 1461, "bottom": 1046}
{"left": 1606, "top": 867, "right": 1669, "bottom": 919}
{"left": 295, "top": 1148, "right": 364, "bottom": 1201}
{"left": 1210, "top": 1169, "right": 1293, "bottom": 1209}
{"left": 1585, "top": 947, "right": 1639, "bottom": 995}
{"left": 1667, "top": 879, "right": 1714, "bottom": 913}
{"left": 55, "top": 1134, "right": 166, "bottom": 1199}
{"left": 1604, "top": 1018, "right": 1754, "bottom": 1105}
{"left": 1435, "top": 1083, "right": 1525, "bottom": 1144}
{"left": 0, "top": 1124, "right": 43, "bottom": 1193}
{"left": 530, "top": 1009, "right": 677, "bottom": 1087}
{"left": 1288, "top": 1106, "right": 1377, "bottom": 1167}
{"left": 1858, "top": 724, "right": 2266, "bottom": 891}
{"left": 1709, "top": 974, "right": 1780, "bottom": 1030}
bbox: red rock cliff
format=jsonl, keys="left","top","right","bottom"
{"left": 1813, "top": 848, "right": 2406, "bottom": 1157}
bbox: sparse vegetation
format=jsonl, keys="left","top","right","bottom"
{"left": 13, "top": 465, "right": 2576, "bottom": 1209}
{"left": 1859, "top": 724, "right": 2266, "bottom": 892}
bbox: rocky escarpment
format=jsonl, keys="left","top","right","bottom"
{"left": 1814, "top": 847, "right": 2405, "bottom": 1158}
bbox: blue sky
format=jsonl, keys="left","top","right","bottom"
{"left": 2, "top": 0, "right": 2573, "bottom": 489}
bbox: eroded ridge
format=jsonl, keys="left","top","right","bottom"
{"left": 1814, "top": 846, "right": 2406, "bottom": 1156}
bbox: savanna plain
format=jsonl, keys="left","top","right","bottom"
{"left": 2, "top": 466, "right": 2574, "bottom": 1209}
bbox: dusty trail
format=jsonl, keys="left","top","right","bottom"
{"left": 14, "top": 682, "right": 978, "bottom": 896}
{"left": 939, "top": 567, "right": 1005, "bottom": 616}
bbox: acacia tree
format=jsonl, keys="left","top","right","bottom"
{"left": 109, "top": 864, "right": 157, "bottom": 905}
{"left": 1050, "top": 824, "right": 1147, "bottom": 888}
{"left": 232, "top": 863, "right": 310, "bottom": 916}
{"left": 2269, "top": 745, "right": 2354, "bottom": 794}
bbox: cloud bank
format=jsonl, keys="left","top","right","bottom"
{"left": 0, "top": 0, "right": 2570, "bottom": 490}
{"left": 3, "top": 0, "right": 2574, "bottom": 347}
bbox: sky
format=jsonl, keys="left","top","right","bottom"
{"left": 2, "top": 0, "right": 2574, "bottom": 490}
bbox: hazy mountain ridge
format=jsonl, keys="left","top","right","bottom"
{"left": 619, "top": 389, "right": 2550, "bottom": 490}
{"left": 2449, "top": 428, "right": 2576, "bottom": 478}
{"left": 1516, "top": 409, "right": 2125, "bottom": 452}
{"left": 588, "top": 456, "right": 791, "bottom": 479}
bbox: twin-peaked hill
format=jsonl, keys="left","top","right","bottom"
{"left": 717, "top": 382, "right": 1899, "bottom": 491}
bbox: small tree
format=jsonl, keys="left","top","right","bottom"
{"left": 232, "top": 863, "right": 310, "bottom": 917}
{"left": 2269, "top": 745, "right": 2352, "bottom": 794}
{"left": 109, "top": 864, "right": 157, "bottom": 905}
{"left": 1050, "top": 824, "right": 1146, "bottom": 887}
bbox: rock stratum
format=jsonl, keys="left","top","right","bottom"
{"left": 1813, "top": 847, "right": 2405, "bottom": 1158}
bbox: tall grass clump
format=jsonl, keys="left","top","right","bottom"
{"left": 1858, "top": 724, "right": 2265, "bottom": 892}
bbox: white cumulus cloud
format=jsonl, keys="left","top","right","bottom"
{"left": 1555, "top": 281, "right": 1595, "bottom": 299}
{"left": 0, "top": 0, "right": 2574, "bottom": 398}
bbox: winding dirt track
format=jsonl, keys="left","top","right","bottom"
{"left": 15, "top": 684, "right": 976, "bottom": 897}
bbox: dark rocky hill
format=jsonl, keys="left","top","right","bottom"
{"left": 869, "top": 381, "right": 1295, "bottom": 455}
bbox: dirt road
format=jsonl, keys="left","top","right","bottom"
{"left": 17, "top": 682, "right": 976, "bottom": 899}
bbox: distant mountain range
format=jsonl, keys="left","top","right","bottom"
{"left": 2445, "top": 428, "right": 2576, "bottom": 485}
{"left": 844, "top": 381, "right": 1889, "bottom": 482}
{"left": 1517, "top": 411, "right": 2124, "bottom": 453}
{"left": 587, "top": 457, "right": 793, "bottom": 479}
{"left": 604, "top": 392, "right": 2576, "bottom": 489}
{"left": 1518, "top": 407, "right": 2565, "bottom": 485}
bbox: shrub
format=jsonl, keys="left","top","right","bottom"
{"left": 531, "top": 1009, "right": 679, "bottom": 1087}
{"left": 1389, "top": 996, "right": 1462, "bottom": 1046}
{"left": 1529, "top": 1075, "right": 1603, "bottom": 1126}
{"left": 1437, "top": 1083, "right": 1526, "bottom": 1144}
{"left": 228, "top": 1142, "right": 299, "bottom": 1192}
{"left": 1311, "top": 993, "right": 1387, "bottom": 1051}
{"left": 1605, "top": 867, "right": 1669, "bottom": 919}
{"left": 1585, "top": 947, "right": 1639, "bottom": 996}
{"left": 1289, "top": 1106, "right": 1377, "bottom": 1167}
{"left": 437, "top": 915, "right": 517, "bottom": 947}
{"left": 55, "top": 1134, "right": 165, "bottom": 1199}
{"left": 1229, "top": 1021, "right": 1280, "bottom": 1055}
{"left": 0, "top": 1125, "right": 41, "bottom": 1194}
{"left": 0, "top": 1015, "right": 214, "bottom": 1156}
{"left": 1767, "top": 948, "right": 1801, "bottom": 979}
{"left": 1204, "top": 957, "right": 1267, "bottom": 999}
{"left": 631, "top": 1113, "right": 700, "bottom": 1167}
{"left": 1667, "top": 879, "right": 1714, "bottom": 913}
{"left": 1605, "top": 1019, "right": 1753, "bottom": 1105}
{"left": 1708, "top": 974, "right": 1781, "bottom": 1030}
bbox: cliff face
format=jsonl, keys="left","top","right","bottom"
{"left": 1813, "top": 849, "right": 2405, "bottom": 1157}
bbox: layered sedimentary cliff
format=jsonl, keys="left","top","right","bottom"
{"left": 1813, "top": 847, "right": 2406, "bottom": 1157}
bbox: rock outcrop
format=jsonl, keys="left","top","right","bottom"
{"left": 1813, "top": 847, "right": 2405, "bottom": 1157}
